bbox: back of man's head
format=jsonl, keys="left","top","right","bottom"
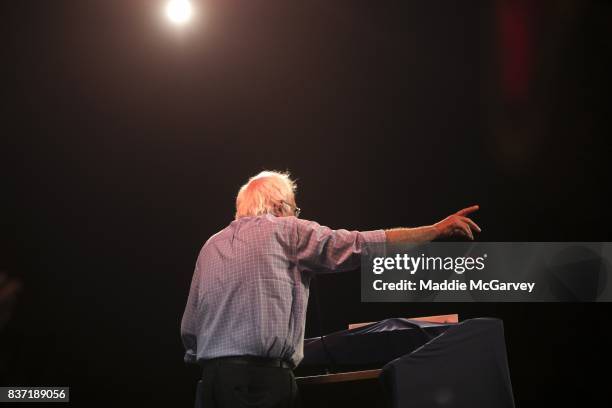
{"left": 235, "top": 171, "right": 297, "bottom": 219}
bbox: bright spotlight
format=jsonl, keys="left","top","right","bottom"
{"left": 166, "top": 0, "right": 193, "bottom": 25}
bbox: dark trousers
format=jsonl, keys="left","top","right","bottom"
{"left": 195, "top": 358, "right": 299, "bottom": 408}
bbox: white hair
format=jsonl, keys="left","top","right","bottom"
{"left": 235, "top": 171, "right": 297, "bottom": 219}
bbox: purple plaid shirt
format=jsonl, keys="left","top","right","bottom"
{"left": 180, "top": 214, "right": 386, "bottom": 367}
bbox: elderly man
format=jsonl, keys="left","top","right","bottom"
{"left": 181, "top": 170, "right": 480, "bottom": 408}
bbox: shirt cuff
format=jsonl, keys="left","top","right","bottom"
{"left": 360, "top": 229, "right": 387, "bottom": 243}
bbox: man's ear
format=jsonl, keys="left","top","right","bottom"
{"left": 272, "top": 203, "right": 284, "bottom": 216}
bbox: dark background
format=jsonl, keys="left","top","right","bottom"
{"left": 2, "top": 0, "right": 611, "bottom": 406}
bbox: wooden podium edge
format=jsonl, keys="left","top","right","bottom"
{"left": 348, "top": 313, "right": 459, "bottom": 330}
{"left": 296, "top": 369, "right": 382, "bottom": 385}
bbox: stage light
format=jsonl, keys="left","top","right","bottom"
{"left": 166, "top": 0, "right": 193, "bottom": 25}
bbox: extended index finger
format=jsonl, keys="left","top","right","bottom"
{"left": 456, "top": 205, "right": 479, "bottom": 216}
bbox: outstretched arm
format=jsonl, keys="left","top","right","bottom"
{"left": 385, "top": 205, "right": 481, "bottom": 243}
{"left": 293, "top": 205, "right": 480, "bottom": 273}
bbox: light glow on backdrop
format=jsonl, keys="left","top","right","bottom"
{"left": 165, "top": 0, "right": 193, "bottom": 25}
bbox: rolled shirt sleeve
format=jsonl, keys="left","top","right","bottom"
{"left": 293, "top": 218, "right": 386, "bottom": 274}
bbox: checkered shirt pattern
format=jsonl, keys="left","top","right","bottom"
{"left": 180, "top": 214, "right": 386, "bottom": 368}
